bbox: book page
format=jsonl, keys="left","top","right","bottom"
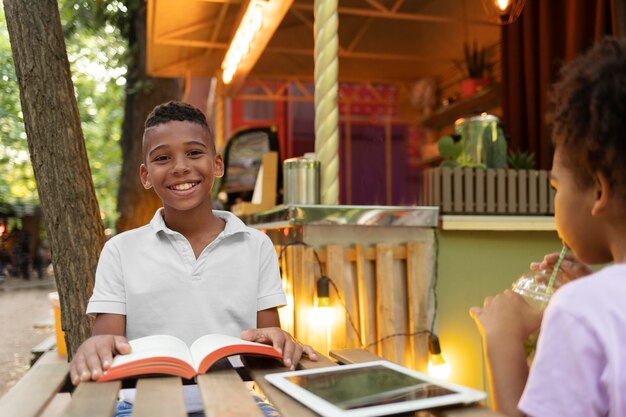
{"left": 190, "top": 334, "right": 281, "bottom": 372}
{"left": 110, "top": 334, "right": 193, "bottom": 368}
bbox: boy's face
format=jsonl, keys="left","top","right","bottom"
{"left": 551, "top": 147, "right": 610, "bottom": 264}
{"left": 139, "top": 120, "right": 224, "bottom": 213}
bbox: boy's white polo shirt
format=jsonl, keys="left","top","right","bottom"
{"left": 87, "top": 209, "right": 287, "bottom": 346}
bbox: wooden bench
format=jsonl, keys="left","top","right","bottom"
{"left": 0, "top": 349, "right": 502, "bottom": 417}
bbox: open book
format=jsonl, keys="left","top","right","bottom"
{"left": 97, "top": 334, "right": 283, "bottom": 382}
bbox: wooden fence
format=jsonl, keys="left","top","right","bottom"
{"left": 422, "top": 167, "right": 555, "bottom": 215}
{"left": 275, "top": 242, "right": 435, "bottom": 372}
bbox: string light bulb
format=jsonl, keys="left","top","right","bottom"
{"left": 481, "top": 0, "right": 526, "bottom": 25}
{"left": 220, "top": 0, "right": 268, "bottom": 84}
{"left": 310, "top": 276, "right": 336, "bottom": 327}
{"left": 428, "top": 333, "right": 451, "bottom": 380}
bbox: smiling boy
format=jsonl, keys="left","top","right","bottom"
{"left": 69, "top": 101, "right": 315, "bottom": 416}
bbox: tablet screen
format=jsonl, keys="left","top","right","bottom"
{"left": 286, "top": 364, "right": 456, "bottom": 410}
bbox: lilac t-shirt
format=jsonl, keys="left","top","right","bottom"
{"left": 519, "top": 263, "right": 626, "bottom": 417}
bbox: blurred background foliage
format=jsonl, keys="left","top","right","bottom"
{"left": 0, "top": 0, "right": 129, "bottom": 230}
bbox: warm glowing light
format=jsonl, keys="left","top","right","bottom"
{"left": 220, "top": 0, "right": 267, "bottom": 84}
{"left": 496, "top": 0, "right": 510, "bottom": 11}
{"left": 428, "top": 353, "right": 452, "bottom": 380}
{"left": 0, "top": 224, "right": 5, "bottom": 237}
{"left": 309, "top": 304, "right": 336, "bottom": 327}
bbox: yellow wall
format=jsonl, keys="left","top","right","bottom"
{"left": 436, "top": 229, "right": 560, "bottom": 403}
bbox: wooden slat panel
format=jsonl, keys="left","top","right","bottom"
{"left": 453, "top": 168, "right": 463, "bottom": 213}
{"left": 475, "top": 168, "right": 485, "bottom": 213}
{"left": 276, "top": 245, "right": 294, "bottom": 336}
{"left": 0, "top": 363, "right": 68, "bottom": 417}
{"left": 486, "top": 168, "right": 496, "bottom": 213}
{"left": 133, "top": 377, "right": 186, "bottom": 417}
{"left": 290, "top": 245, "right": 306, "bottom": 342}
{"left": 375, "top": 244, "right": 404, "bottom": 362}
{"left": 517, "top": 169, "right": 528, "bottom": 214}
{"left": 197, "top": 369, "right": 263, "bottom": 417}
{"left": 496, "top": 168, "right": 506, "bottom": 213}
{"left": 317, "top": 246, "right": 408, "bottom": 263}
{"left": 355, "top": 244, "right": 372, "bottom": 349}
{"left": 442, "top": 167, "right": 452, "bottom": 213}
{"left": 539, "top": 170, "right": 548, "bottom": 214}
{"left": 507, "top": 169, "right": 518, "bottom": 214}
{"left": 463, "top": 167, "right": 474, "bottom": 213}
{"left": 528, "top": 170, "right": 538, "bottom": 214}
{"left": 326, "top": 245, "right": 348, "bottom": 349}
{"left": 406, "top": 242, "right": 430, "bottom": 372}
{"left": 60, "top": 381, "right": 120, "bottom": 417}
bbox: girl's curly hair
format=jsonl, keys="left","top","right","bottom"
{"left": 548, "top": 37, "right": 626, "bottom": 198}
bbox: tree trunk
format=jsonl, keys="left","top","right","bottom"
{"left": 3, "top": 0, "right": 106, "bottom": 356}
{"left": 116, "top": 1, "right": 179, "bottom": 232}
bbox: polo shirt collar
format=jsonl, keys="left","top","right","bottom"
{"left": 149, "top": 208, "right": 250, "bottom": 237}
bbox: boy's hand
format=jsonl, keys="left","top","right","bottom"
{"left": 241, "top": 327, "right": 318, "bottom": 370}
{"left": 530, "top": 251, "right": 592, "bottom": 286}
{"left": 469, "top": 290, "right": 543, "bottom": 343}
{"left": 69, "top": 335, "right": 131, "bottom": 385}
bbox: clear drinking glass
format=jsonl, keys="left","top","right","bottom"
{"left": 512, "top": 268, "right": 564, "bottom": 362}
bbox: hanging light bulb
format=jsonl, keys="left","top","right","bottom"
{"left": 427, "top": 333, "right": 451, "bottom": 380}
{"left": 310, "top": 276, "right": 336, "bottom": 327}
{"left": 481, "top": 0, "right": 526, "bottom": 25}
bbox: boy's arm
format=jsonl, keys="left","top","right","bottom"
{"left": 470, "top": 290, "right": 542, "bottom": 417}
{"left": 69, "top": 313, "right": 130, "bottom": 385}
{"left": 242, "top": 307, "right": 318, "bottom": 370}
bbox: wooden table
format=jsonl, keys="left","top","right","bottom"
{"left": 0, "top": 349, "right": 502, "bottom": 417}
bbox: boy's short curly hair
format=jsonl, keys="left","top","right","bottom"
{"left": 548, "top": 37, "right": 626, "bottom": 199}
{"left": 144, "top": 101, "right": 215, "bottom": 151}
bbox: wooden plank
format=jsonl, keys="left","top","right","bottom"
{"left": 354, "top": 244, "right": 371, "bottom": 349}
{"left": 197, "top": 369, "right": 263, "bottom": 417}
{"left": 442, "top": 167, "right": 452, "bottom": 213}
{"left": 507, "top": 169, "right": 517, "bottom": 214}
{"left": 133, "top": 377, "right": 186, "bottom": 417}
{"left": 290, "top": 245, "right": 306, "bottom": 342}
{"left": 433, "top": 167, "right": 441, "bottom": 209}
{"left": 60, "top": 381, "right": 120, "bottom": 417}
{"left": 0, "top": 363, "right": 68, "bottom": 417}
{"left": 276, "top": 245, "right": 294, "bottom": 336}
{"left": 316, "top": 246, "right": 408, "bottom": 263}
{"left": 475, "top": 168, "right": 485, "bottom": 213}
{"left": 453, "top": 168, "right": 463, "bottom": 213}
{"left": 463, "top": 167, "right": 474, "bottom": 213}
{"left": 326, "top": 245, "right": 347, "bottom": 349}
{"left": 539, "top": 170, "right": 548, "bottom": 214}
{"left": 496, "top": 168, "right": 506, "bottom": 214}
{"left": 330, "top": 348, "right": 381, "bottom": 364}
{"left": 40, "top": 394, "right": 71, "bottom": 417}
{"left": 528, "top": 170, "right": 538, "bottom": 214}
{"left": 375, "top": 244, "right": 404, "bottom": 362}
{"left": 517, "top": 170, "right": 528, "bottom": 214}
{"left": 298, "top": 351, "right": 337, "bottom": 369}
{"left": 486, "top": 168, "right": 496, "bottom": 213}
{"left": 406, "top": 242, "right": 431, "bottom": 372}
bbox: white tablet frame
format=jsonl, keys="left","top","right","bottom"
{"left": 265, "top": 360, "right": 486, "bottom": 417}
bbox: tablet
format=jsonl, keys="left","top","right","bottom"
{"left": 265, "top": 360, "right": 486, "bottom": 417}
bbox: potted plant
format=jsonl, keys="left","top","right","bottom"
{"left": 458, "top": 42, "right": 491, "bottom": 98}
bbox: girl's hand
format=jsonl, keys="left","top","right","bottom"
{"left": 470, "top": 290, "right": 543, "bottom": 343}
{"left": 241, "top": 327, "right": 318, "bottom": 370}
{"left": 530, "top": 252, "right": 592, "bottom": 287}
